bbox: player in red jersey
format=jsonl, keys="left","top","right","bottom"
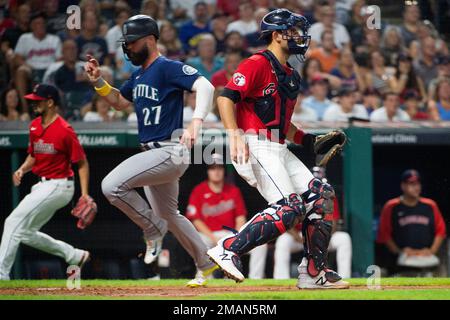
{"left": 0, "top": 84, "right": 92, "bottom": 280}
{"left": 207, "top": 9, "right": 349, "bottom": 289}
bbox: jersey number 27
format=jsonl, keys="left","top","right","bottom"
{"left": 143, "top": 106, "right": 161, "bottom": 126}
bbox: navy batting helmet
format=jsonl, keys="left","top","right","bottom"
{"left": 118, "top": 15, "right": 159, "bottom": 44}
{"left": 260, "top": 9, "right": 311, "bottom": 57}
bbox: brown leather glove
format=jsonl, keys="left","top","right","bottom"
{"left": 313, "top": 130, "right": 347, "bottom": 167}
{"left": 71, "top": 195, "right": 97, "bottom": 229}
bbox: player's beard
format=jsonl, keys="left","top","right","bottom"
{"left": 33, "top": 108, "right": 45, "bottom": 117}
{"left": 128, "top": 45, "right": 150, "bottom": 66}
{"left": 31, "top": 104, "right": 44, "bottom": 117}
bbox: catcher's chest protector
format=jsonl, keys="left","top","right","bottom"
{"left": 259, "top": 50, "right": 302, "bottom": 100}
{"left": 249, "top": 50, "right": 302, "bottom": 140}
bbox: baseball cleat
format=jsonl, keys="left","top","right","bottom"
{"left": 144, "top": 237, "right": 163, "bottom": 264}
{"left": 207, "top": 239, "right": 245, "bottom": 283}
{"left": 186, "top": 265, "right": 219, "bottom": 288}
{"left": 78, "top": 251, "right": 91, "bottom": 269}
{"left": 296, "top": 258, "right": 350, "bottom": 289}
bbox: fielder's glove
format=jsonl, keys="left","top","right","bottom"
{"left": 302, "top": 130, "right": 347, "bottom": 167}
{"left": 314, "top": 130, "right": 347, "bottom": 167}
{"left": 71, "top": 195, "right": 97, "bottom": 229}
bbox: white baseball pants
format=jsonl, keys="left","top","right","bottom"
{"left": 0, "top": 179, "right": 85, "bottom": 280}
{"left": 234, "top": 135, "right": 315, "bottom": 205}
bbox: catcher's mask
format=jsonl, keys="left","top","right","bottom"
{"left": 118, "top": 15, "right": 159, "bottom": 60}
{"left": 260, "top": 8, "right": 311, "bottom": 59}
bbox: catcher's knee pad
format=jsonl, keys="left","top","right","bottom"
{"left": 302, "top": 219, "right": 332, "bottom": 277}
{"left": 276, "top": 193, "right": 307, "bottom": 223}
{"left": 223, "top": 194, "right": 305, "bottom": 255}
{"left": 302, "top": 178, "right": 335, "bottom": 218}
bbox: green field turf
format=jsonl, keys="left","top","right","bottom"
{"left": 1, "top": 278, "right": 450, "bottom": 300}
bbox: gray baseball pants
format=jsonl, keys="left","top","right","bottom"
{"left": 101, "top": 143, "right": 214, "bottom": 271}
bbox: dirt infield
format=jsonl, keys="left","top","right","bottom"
{"left": 1, "top": 284, "right": 450, "bottom": 298}
{"left": 0, "top": 285, "right": 295, "bottom": 297}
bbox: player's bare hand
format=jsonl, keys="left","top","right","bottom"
{"left": 12, "top": 169, "right": 24, "bottom": 187}
{"left": 403, "top": 247, "right": 416, "bottom": 257}
{"left": 416, "top": 248, "right": 433, "bottom": 256}
{"left": 180, "top": 118, "right": 202, "bottom": 148}
{"left": 230, "top": 132, "right": 249, "bottom": 164}
{"left": 84, "top": 54, "right": 101, "bottom": 83}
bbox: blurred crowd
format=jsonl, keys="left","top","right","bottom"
{"left": 1, "top": 0, "right": 450, "bottom": 124}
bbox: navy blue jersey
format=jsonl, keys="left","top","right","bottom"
{"left": 378, "top": 197, "right": 447, "bottom": 249}
{"left": 120, "top": 56, "right": 200, "bottom": 143}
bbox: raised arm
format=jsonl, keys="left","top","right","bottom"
{"left": 84, "top": 54, "right": 132, "bottom": 111}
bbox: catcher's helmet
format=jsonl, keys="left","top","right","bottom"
{"left": 260, "top": 8, "right": 311, "bottom": 57}
{"left": 118, "top": 14, "right": 159, "bottom": 44}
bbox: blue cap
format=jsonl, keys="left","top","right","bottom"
{"left": 401, "top": 169, "right": 421, "bottom": 183}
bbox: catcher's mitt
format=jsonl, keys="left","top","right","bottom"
{"left": 71, "top": 195, "right": 97, "bottom": 229}
{"left": 314, "top": 130, "right": 347, "bottom": 167}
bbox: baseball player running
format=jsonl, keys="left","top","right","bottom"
{"left": 84, "top": 15, "right": 218, "bottom": 286}
{"left": 208, "top": 9, "right": 349, "bottom": 289}
{"left": 0, "top": 84, "right": 91, "bottom": 280}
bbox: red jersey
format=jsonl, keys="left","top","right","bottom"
{"left": 224, "top": 52, "right": 297, "bottom": 144}
{"left": 411, "top": 111, "right": 429, "bottom": 120}
{"left": 186, "top": 181, "right": 247, "bottom": 232}
{"left": 211, "top": 69, "right": 229, "bottom": 88}
{"left": 377, "top": 197, "right": 446, "bottom": 249}
{"left": 217, "top": 0, "right": 240, "bottom": 19}
{"left": 27, "top": 116, "right": 86, "bottom": 179}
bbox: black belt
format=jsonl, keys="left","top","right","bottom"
{"left": 41, "top": 176, "right": 74, "bottom": 182}
{"left": 255, "top": 133, "right": 283, "bottom": 143}
{"left": 140, "top": 141, "right": 179, "bottom": 152}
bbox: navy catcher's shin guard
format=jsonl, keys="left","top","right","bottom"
{"left": 222, "top": 193, "right": 305, "bottom": 255}
{"left": 302, "top": 219, "right": 333, "bottom": 277}
{"left": 300, "top": 178, "right": 342, "bottom": 280}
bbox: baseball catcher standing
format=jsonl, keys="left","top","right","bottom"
{"left": 84, "top": 15, "right": 218, "bottom": 286}
{"left": 208, "top": 9, "right": 349, "bottom": 289}
{"left": 0, "top": 84, "right": 93, "bottom": 280}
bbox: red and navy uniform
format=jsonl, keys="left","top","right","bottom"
{"left": 377, "top": 197, "right": 447, "bottom": 249}
{"left": 186, "top": 181, "right": 247, "bottom": 231}
{"left": 28, "top": 116, "right": 86, "bottom": 179}
{"left": 224, "top": 50, "right": 301, "bottom": 144}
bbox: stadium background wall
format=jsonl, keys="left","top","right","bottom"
{"left": 0, "top": 125, "right": 449, "bottom": 279}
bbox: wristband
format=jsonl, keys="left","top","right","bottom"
{"left": 293, "top": 129, "right": 305, "bottom": 145}
{"left": 94, "top": 78, "right": 113, "bottom": 96}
